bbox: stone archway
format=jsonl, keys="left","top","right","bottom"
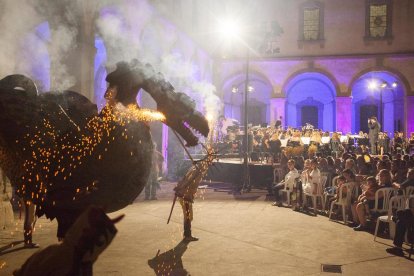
{"left": 350, "top": 71, "right": 405, "bottom": 135}
{"left": 221, "top": 71, "right": 273, "bottom": 126}
{"left": 284, "top": 72, "right": 337, "bottom": 131}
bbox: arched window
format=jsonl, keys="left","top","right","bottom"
{"left": 365, "top": 0, "right": 393, "bottom": 40}
{"left": 299, "top": 1, "right": 324, "bottom": 42}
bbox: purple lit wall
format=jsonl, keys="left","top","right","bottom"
{"left": 407, "top": 96, "right": 414, "bottom": 136}
{"left": 336, "top": 97, "right": 352, "bottom": 134}
{"left": 270, "top": 98, "right": 286, "bottom": 127}
{"left": 94, "top": 37, "right": 107, "bottom": 111}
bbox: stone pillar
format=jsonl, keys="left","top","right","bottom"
{"left": 79, "top": 1, "right": 98, "bottom": 102}
{"left": 48, "top": 1, "right": 98, "bottom": 101}
{"left": 336, "top": 97, "right": 352, "bottom": 134}
{"left": 162, "top": 124, "right": 169, "bottom": 175}
{"left": 270, "top": 98, "right": 286, "bottom": 128}
{"left": 406, "top": 96, "right": 414, "bottom": 136}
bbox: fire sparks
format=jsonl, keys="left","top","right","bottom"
{"left": 17, "top": 103, "right": 164, "bottom": 205}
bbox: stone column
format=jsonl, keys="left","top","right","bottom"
{"left": 79, "top": 0, "right": 98, "bottom": 102}
{"left": 406, "top": 95, "right": 414, "bottom": 136}
{"left": 162, "top": 124, "right": 169, "bottom": 175}
{"left": 270, "top": 98, "right": 286, "bottom": 128}
{"left": 48, "top": 1, "right": 98, "bottom": 102}
{"left": 336, "top": 97, "right": 352, "bottom": 134}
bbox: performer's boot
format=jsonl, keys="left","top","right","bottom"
{"left": 183, "top": 219, "right": 198, "bottom": 242}
{"left": 24, "top": 227, "right": 39, "bottom": 248}
{"left": 23, "top": 202, "right": 39, "bottom": 248}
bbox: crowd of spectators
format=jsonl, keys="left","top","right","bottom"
{"left": 266, "top": 136, "right": 414, "bottom": 257}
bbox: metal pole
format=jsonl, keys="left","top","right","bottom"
{"left": 380, "top": 89, "right": 383, "bottom": 132}
{"left": 242, "top": 49, "right": 250, "bottom": 192}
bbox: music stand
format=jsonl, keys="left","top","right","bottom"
{"left": 321, "top": 137, "right": 331, "bottom": 144}
{"left": 301, "top": 137, "right": 311, "bottom": 145}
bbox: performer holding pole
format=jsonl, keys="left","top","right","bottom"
{"left": 167, "top": 131, "right": 215, "bottom": 241}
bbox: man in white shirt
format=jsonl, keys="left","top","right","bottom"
{"left": 272, "top": 159, "right": 300, "bottom": 207}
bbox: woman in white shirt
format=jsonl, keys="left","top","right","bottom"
{"left": 305, "top": 159, "right": 321, "bottom": 195}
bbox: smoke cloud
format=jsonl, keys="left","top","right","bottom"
{"left": 97, "top": 0, "right": 222, "bottom": 120}
{"left": 1, "top": 0, "right": 221, "bottom": 120}
{"left": 0, "top": 0, "right": 41, "bottom": 78}
{"left": 0, "top": 0, "right": 80, "bottom": 91}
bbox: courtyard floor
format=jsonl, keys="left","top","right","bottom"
{"left": 1, "top": 182, "right": 413, "bottom": 275}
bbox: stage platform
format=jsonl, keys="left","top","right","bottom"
{"left": 203, "top": 159, "right": 276, "bottom": 192}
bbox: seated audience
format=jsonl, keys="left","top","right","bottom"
{"left": 352, "top": 176, "right": 382, "bottom": 231}
{"left": 303, "top": 159, "right": 321, "bottom": 195}
{"left": 393, "top": 168, "right": 414, "bottom": 193}
{"left": 270, "top": 159, "right": 300, "bottom": 207}
{"left": 386, "top": 197, "right": 414, "bottom": 256}
{"left": 325, "top": 175, "right": 347, "bottom": 212}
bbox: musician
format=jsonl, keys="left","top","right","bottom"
{"left": 216, "top": 115, "right": 226, "bottom": 141}
{"left": 310, "top": 131, "right": 322, "bottom": 148}
{"left": 368, "top": 116, "right": 380, "bottom": 154}
{"left": 268, "top": 132, "right": 282, "bottom": 162}
{"left": 288, "top": 130, "right": 302, "bottom": 147}
{"left": 392, "top": 132, "right": 404, "bottom": 154}
{"left": 378, "top": 132, "right": 390, "bottom": 155}
{"left": 274, "top": 116, "right": 283, "bottom": 129}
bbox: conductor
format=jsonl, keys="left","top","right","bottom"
{"left": 368, "top": 116, "right": 381, "bottom": 155}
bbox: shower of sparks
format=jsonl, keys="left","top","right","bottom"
{"left": 114, "top": 104, "right": 166, "bottom": 123}
{"left": 17, "top": 103, "right": 165, "bottom": 206}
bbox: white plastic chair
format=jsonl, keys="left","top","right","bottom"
{"left": 405, "top": 196, "right": 414, "bottom": 259}
{"left": 331, "top": 175, "right": 339, "bottom": 188}
{"left": 329, "top": 183, "right": 355, "bottom": 224}
{"left": 273, "top": 167, "right": 284, "bottom": 185}
{"left": 279, "top": 180, "right": 294, "bottom": 206}
{"left": 304, "top": 175, "right": 327, "bottom": 214}
{"left": 370, "top": 187, "right": 396, "bottom": 215}
{"left": 323, "top": 175, "right": 339, "bottom": 209}
{"left": 374, "top": 195, "right": 406, "bottom": 241}
{"left": 404, "top": 186, "right": 414, "bottom": 198}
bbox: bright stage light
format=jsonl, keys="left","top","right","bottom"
{"left": 218, "top": 18, "right": 242, "bottom": 39}
{"left": 380, "top": 82, "right": 387, "bottom": 88}
{"left": 392, "top": 81, "right": 398, "bottom": 88}
{"left": 368, "top": 80, "right": 379, "bottom": 90}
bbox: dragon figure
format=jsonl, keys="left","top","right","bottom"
{"left": 0, "top": 59, "right": 209, "bottom": 240}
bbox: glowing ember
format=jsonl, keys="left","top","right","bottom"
{"left": 114, "top": 104, "right": 166, "bottom": 123}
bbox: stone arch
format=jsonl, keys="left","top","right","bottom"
{"left": 350, "top": 70, "right": 406, "bottom": 135}
{"left": 348, "top": 66, "right": 411, "bottom": 96}
{"left": 283, "top": 71, "right": 337, "bottom": 131}
{"left": 221, "top": 70, "right": 273, "bottom": 125}
{"left": 281, "top": 67, "right": 340, "bottom": 97}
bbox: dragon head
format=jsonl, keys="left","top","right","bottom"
{"left": 105, "top": 60, "right": 209, "bottom": 147}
